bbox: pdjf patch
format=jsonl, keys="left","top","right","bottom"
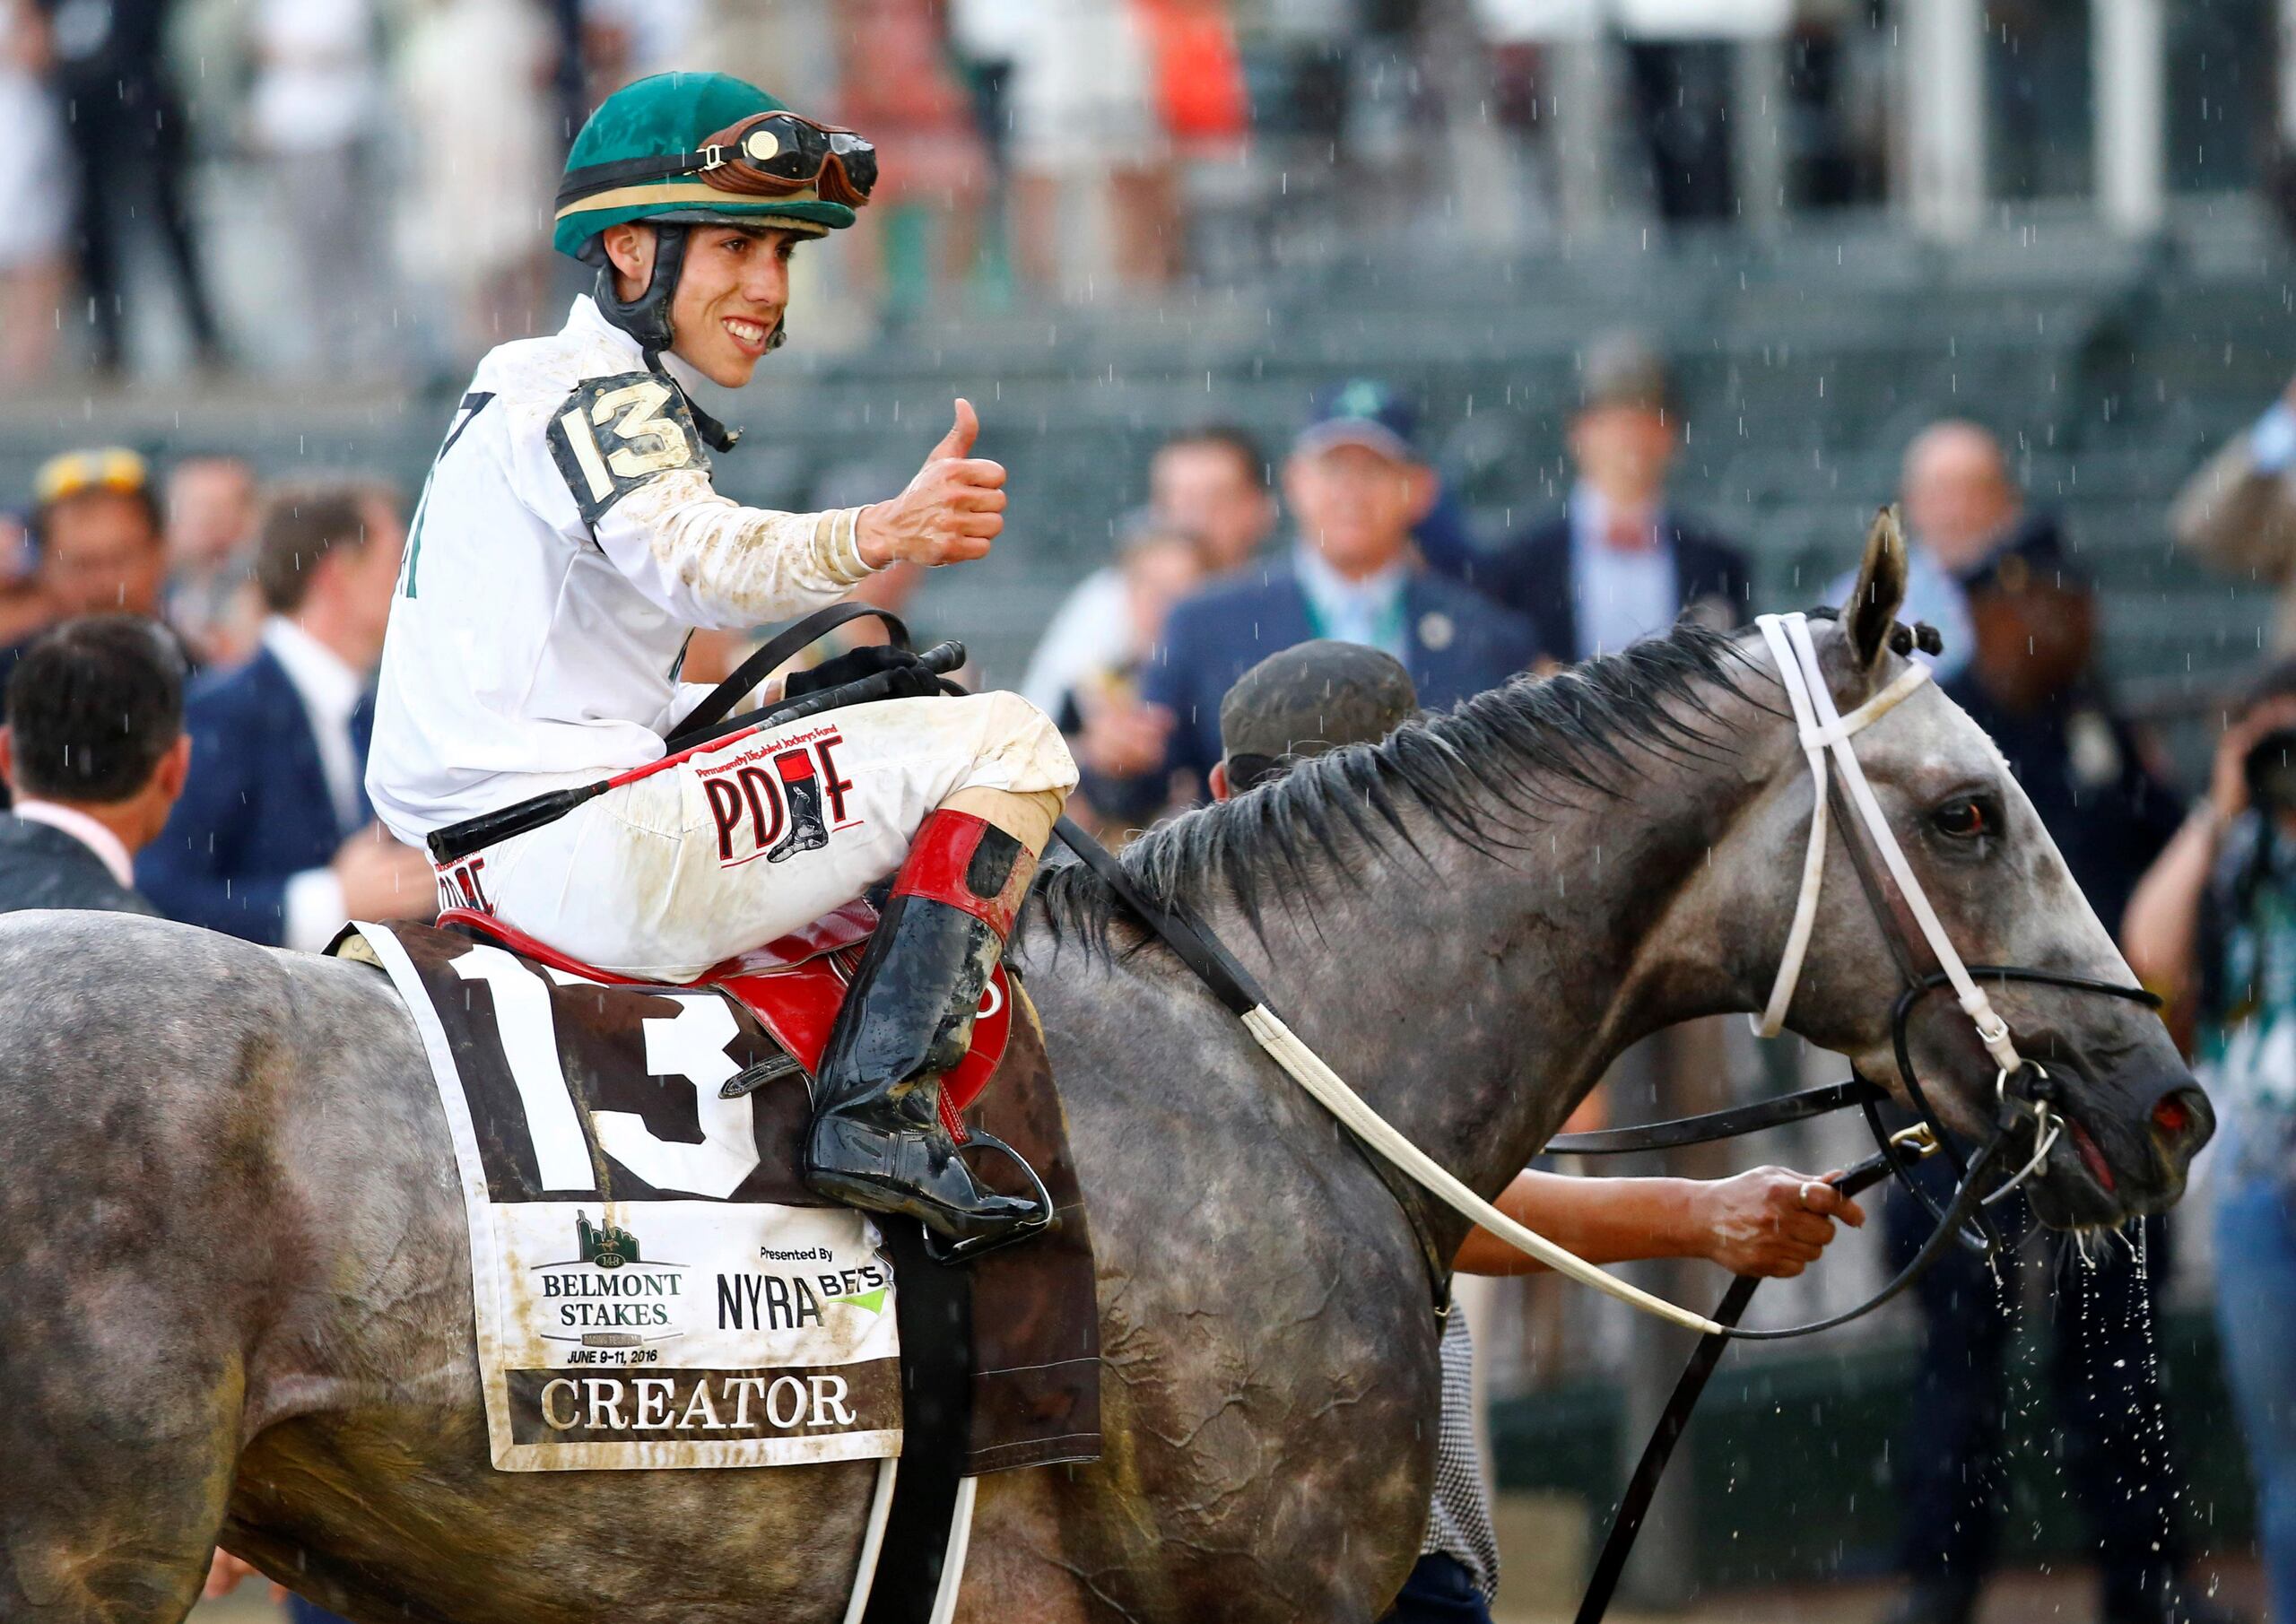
{"left": 694, "top": 725, "right": 861, "bottom": 868}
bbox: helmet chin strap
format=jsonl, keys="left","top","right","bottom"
{"left": 590, "top": 221, "right": 794, "bottom": 360}
{"left": 590, "top": 221, "right": 691, "bottom": 360}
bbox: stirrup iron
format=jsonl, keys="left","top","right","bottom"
{"left": 920, "top": 1130, "right": 1057, "bottom": 1265}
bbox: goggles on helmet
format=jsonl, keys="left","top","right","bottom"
{"left": 697, "top": 112, "right": 876, "bottom": 204}
{"left": 556, "top": 111, "right": 877, "bottom": 214}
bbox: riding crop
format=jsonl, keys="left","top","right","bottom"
{"left": 425, "top": 636, "right": 964, "bottom": 867}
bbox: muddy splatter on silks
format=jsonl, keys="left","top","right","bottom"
{"left": 344, "top": 920, "right": 900, "bottom": 1472}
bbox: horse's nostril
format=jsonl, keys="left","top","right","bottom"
{"left": 2152, "top": 1085, "right": 2211, "bottom": 1147}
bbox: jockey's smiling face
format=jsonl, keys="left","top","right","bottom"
{"left": 603, "top": 221, "right": 801, "bottom": 387}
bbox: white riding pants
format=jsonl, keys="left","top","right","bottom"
{"left": 439, "top": 690, "right": 1077, "bottom": 981}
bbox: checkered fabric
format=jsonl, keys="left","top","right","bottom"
{"left": 1420, "top": 1310, "right": 1500, "bottom": 1600}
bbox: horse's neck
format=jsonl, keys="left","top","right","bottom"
{"left": 1231, "top": 750, "right": 1753, "bottom": 1205}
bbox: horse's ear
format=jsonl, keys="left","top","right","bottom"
{"left": 1841, "top": 506, "right": 1909, "bottom": 675}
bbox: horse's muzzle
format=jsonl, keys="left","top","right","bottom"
{"left": 2030, "top": 1070, "right": 2213, "bottom": 1229}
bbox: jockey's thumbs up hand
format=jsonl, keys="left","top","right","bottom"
{"left": 857, "top": 396, "right": 1006, "bottom": 569}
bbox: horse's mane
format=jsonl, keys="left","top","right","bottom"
{"left": 1031, "top": 619, "right": 1753, "bottom": 948}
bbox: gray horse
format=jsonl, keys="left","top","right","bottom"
{"left": 0, "top": 527, "right": 2210, "bottom": 1624}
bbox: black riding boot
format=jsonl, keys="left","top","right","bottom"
{"left": 802, "top": 810, "right": 1043, "bottom": 1245}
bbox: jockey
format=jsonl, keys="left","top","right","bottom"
{"left": 364, "top": 71, "right": 1077, "bottom": 1247}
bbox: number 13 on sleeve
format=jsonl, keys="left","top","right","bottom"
{"left": 547, "top": 372, "right": 708, "bottom": 527}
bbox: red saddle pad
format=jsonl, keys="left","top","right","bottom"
{"left": 434, "top": 900, "right": 1013, "bottom": 1136}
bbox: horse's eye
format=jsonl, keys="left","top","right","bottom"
{"left": 1933, "top": 797, "right": 1991, "bottom": 840}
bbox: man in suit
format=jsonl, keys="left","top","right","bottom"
{"left": 140, "top": 481, "right": 435, "bottom": 948}
{"left": 1472, "top": 333, "right": 1750, "bottom": 664}
{"left": 1141, "top": 379, "right": 1541, "bottom": 791}
{"left": 0, "top": 616, "right": 188, "bottom": 915}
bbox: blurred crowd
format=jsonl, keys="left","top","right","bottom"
{"left": 2, "top": 0, "right": 598, "bottom": 383}
{"left": 0, "top": 0, "right": 1912, "bottom": 382}
{"left": 10, "top": 317, "right": 2296, "bottom": 1621}
{"left": 0, "top": 447, "right": 435, "bottom": 941}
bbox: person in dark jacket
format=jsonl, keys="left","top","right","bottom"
{"left": 139, "top": 481, "right": 432, "bottom": 948}
{"left": 35, "top": 0, "right": 223, "bottom": 374}
{"left": 1466, "top": 332, "right": 1750, "bottom": 664}
{"left": 0, "top": 615, "right": 187, "bottom": 915}
{"left": 1880, "top": 523, "right": 2231, "bottom": 1624}
{"left": 1142, "top": 379, "right": 1541, "bottom": 790}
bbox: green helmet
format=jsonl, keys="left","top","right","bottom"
{"left": 552, "top": 72, "right": 858, "bottom": 260}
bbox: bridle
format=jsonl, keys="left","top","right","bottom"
{"left": 1054, "top": 604, "right": 2169, "bottom": 1624}
{"left": 1546, "top": 612, "right": 2161, "bottom": 1342}
{"left": 1752, "top": 610, "right": 2039, "bottom": 1085}
{"left": 1520, "top": 611, "right": 2144, "bottom": 1344}
{"left": 1731, "top": 612, "right": 2161, "bottom": 1298}
{"left": 1744, "top": 609, "right": 2044, "bottom": 1268}
{"left": 1547, "top": 610, "right": 2167, "bottom": 1622}
{"left": 1059, "top": 607, "right": 2162, "bottom": 1342}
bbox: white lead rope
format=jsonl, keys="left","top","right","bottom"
{"left": 1239, "top": 1007, "right": 1726, "bottom": 1335}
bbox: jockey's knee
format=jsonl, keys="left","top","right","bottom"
{"left": 970, "top": 689, "right": 1078, "bottom": 797}
{"left": 939, "top": 690, "right": 1076, "bottom": 852}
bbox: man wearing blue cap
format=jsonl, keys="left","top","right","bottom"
{"left": 1140, "top": 379, "right": 1538, "bottom": 791}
